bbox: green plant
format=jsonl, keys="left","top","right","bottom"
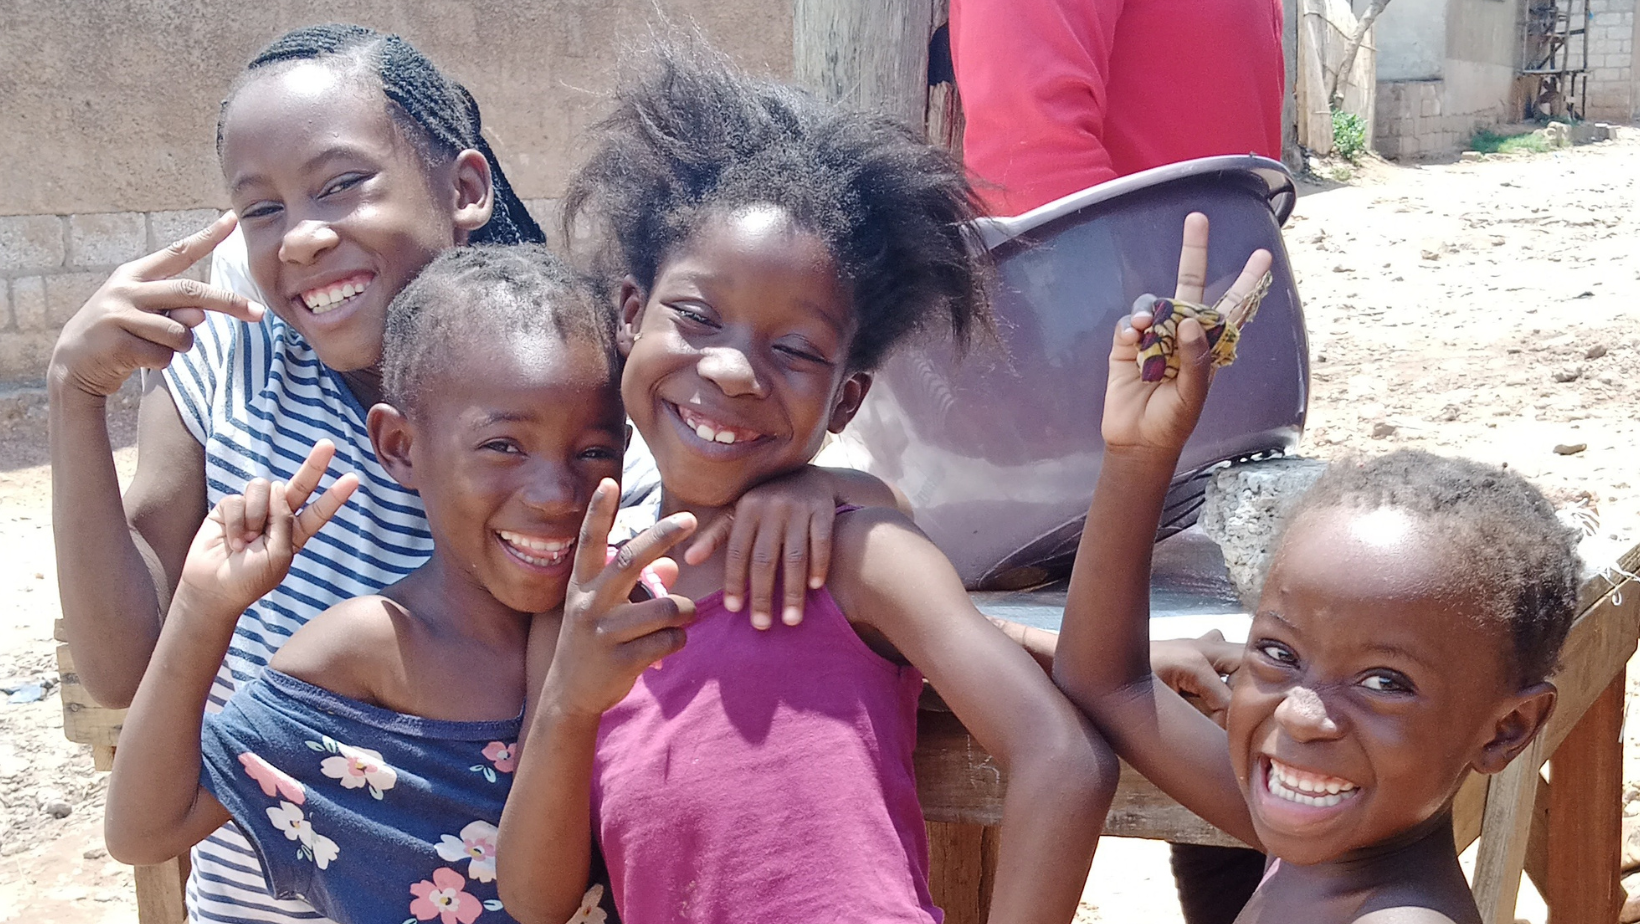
{"left": 1469, "top": 129, "right": 1551, "bottom": 155}
{"left": 1332, "top": 109, "right": 1368, "bottom": 162}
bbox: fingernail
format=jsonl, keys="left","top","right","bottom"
{"left": 752, "top": 612, "right": 771, "bottom": 630}
{"left": 808, "top": 575, "right": 823, "bottom": 590}
{"left": 782, "top": 607, "right": 802, "bottom": 627}
{"left": 723, "top": 594, "right": 741, "bottom": 612}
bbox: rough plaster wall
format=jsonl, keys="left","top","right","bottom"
{"left": 1370, "top": 0, "right": 1449, "bottom": 79}
{"left": 1374, "top": 0, "right": 1523, "bottom": 158}
{"left": 1445, "top": 0, "right": 1521, "bottom": 66}
{"left": 0, "top": 0, "right": 793, "bottom": 217}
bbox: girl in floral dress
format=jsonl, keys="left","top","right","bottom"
{"left": 104, "top": 246, "right": 625, "bottom": 924}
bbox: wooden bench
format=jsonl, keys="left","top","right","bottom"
{"left": 916, "top": 544, "right": 1640, "bottom": 924}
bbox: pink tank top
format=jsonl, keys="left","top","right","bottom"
{"left": 592, "top": 585, "right": 940, "bottom": 923}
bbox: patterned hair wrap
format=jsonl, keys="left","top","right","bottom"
{"left": 1136, "top": 272, "right": 1274, "bottom": 382}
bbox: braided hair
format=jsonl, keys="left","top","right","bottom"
{"left": 221, "top": 23, "right": 542, "bottom": 245}
{"left": 563, "top": 40, "right": 993, "bottom": 372}
{"left": 1289, "top": 450, "right": 1583, "bottom": 685}
{"left": 381, "top": 244, "right": 616, "bottom": 416}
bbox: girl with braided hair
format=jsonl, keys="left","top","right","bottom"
{"left": 52, "top": 23, "right": 886, "bottom": 923}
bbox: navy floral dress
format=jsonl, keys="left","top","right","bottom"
{"left": 201, "top": 669, "right": 614, "bottom": 924}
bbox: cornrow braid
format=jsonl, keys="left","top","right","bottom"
{"left": 222, "top": 23, "right": 542, "bottom": 246}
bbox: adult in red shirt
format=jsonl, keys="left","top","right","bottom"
{"left": 949, "top": 0, "right": 1286, "bottom": 215}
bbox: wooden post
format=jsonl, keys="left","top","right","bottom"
{"left": 1471, "top": 734, "right": 1546, "bottom": 924}
{"left": 792, "top": 0, "right": 936, "bottom": 128}
{"left": 1543, "top": 671, "right": 1625, "bottom": 923}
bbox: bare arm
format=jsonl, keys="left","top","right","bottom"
{"left": 106, "top": 448, "right": 355, "bottom": 864}
{"left": 498, "top": 481, "right": 696, "bottom": 924}
{"left": 830, "top": 509, "right": 1116, "bottom": 924}
{"left": 1053, "top": 215, "right": 1272, "bottom": 847}
{"left": 50, "top": 214, "right": 262, "bottom": 707}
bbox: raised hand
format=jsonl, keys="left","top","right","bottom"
{"left": 544, "top": 480, "right": 698, "bottom": 720}
{"left": 176, "top": 440, "right": 358, "bottom": 616}
{"left": 1102, "top": 213, "right": 1272, "bottom": 458}
{"left": 49, "top": 213, "right": 264, "bottom": 399}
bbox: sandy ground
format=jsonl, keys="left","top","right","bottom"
{"left": 2, "top": 131, "right": 1638, "bottom": 921}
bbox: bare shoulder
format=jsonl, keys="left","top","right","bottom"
{"left": 267, "top": 595, "right": 408, "bottom": 704}
{"left": 1352, "top": 908, "right": 1464, "bottom": 924}
{"left": 827, "top": 506, "right": 955, "bottom": 605}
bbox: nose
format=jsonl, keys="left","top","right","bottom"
{"left": 279, "top": 219, "right": 340, "bottom": 266}
{"left": 696, "top": 345, "right": 767, "bottom": 399}
{"left": 1272, "top": 685, "right": 1345, "bottom": 742}
{"left": 520, "top": 462, "right": 584, "bottom": 519}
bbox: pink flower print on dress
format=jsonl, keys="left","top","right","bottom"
{"left": 408, "top": 867, "right": 483, "bottom": 924}
{"left": 483, "top": 742, "right": 516, "bottom": 773}
{"left": 313, "top": 737, "right": 398, "bottom": 799}
{"left": 434, "top": 821, "right": 499, "bottom": 883}
{"left": 239, "top": 751, "right": 305, "bottom": 804}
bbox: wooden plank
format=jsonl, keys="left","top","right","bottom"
{"left": 792, "top": 0, "right": 936, "bottom": 128}
{"left": 1543, "top": 671, "right": 1624, "bottom": 923}
{"left": 56, "top": 641, "right": 125, "bottom": 750}
{"left": 1453, "top": 772, "right": 1489, "bottom": 851}
{"left": 926, "top": 822, "right": 997, "bottom": 924}
{"left": 1471, "top": 734, "right": 1546, "bottom": 924}
{"left": 134, "top": 856, "right": 188, "bottom": 924}
{"left": 1538, "top": 581, "right": 1640, "bottom": 760}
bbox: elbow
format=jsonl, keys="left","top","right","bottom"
{"left": 1019, "top": 708, "right": 1121, "bottom": 822}
{"left": 495, "top": 877, "right": 578, "bottom": 924}
{"left": 104, "top": 817, "right": 174, "bottom": 868}
{"left": 84, "top": 675, "right": 138, "bottom": 711}
{"left": 62, "top": 635, "right": 142, "bottom": 709}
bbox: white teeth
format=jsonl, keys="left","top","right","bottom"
{"left": 301, "top": 279, "right": 368, "bottom": 314}
{"left": 498, "top": 531, "right": 574, "bottom": 567}
{"left": 1266, "top": 759, "right": 1358, "bottom": 809}
{"left": 713, "top": 430, "right": 736, "bottom": 444}
{"left": 694, "top": 423, "right": 715, "bottom": 441}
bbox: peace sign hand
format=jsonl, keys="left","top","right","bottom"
{"left": 543, "top": 479, "right": 698, "bottom": 721}
{"left": 1102, "top": 213, "right": 1273, "bottom": 460}
{"left": 49, "top": 213, "right": 264, "bottom": 399}
{"left": 176, "top": 441, "right": 358, "bottom": 619}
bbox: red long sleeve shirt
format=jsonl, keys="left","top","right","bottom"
{"left": 950, "top": 0, "right": 1286, "bottom": 215}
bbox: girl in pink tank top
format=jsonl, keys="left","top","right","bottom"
{"left": 490, "top": 40, "right": 1230, "bottom": 924}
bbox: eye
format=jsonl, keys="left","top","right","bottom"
{"left": 480, "top": 439, "right": 521, "bottom": 455}
{"left": 774, "top": 342, "right": 832, "bottom": 366}
{"left": 668, "top": 304, "right": 718, "bottom": 328}
{"left": 319, "top": 173, "right": 368, "bottom": 198}
{"left": 580, "top": 445, "right": 621, "bottom": 462}
{"left": 1255, "top": 640, "right": 1299, "bottom": 667}
{"left": 240, "top": 201, "right": 281, "bottom": 220}
{"left": 1359, "top": 671, "right": 1414, "bottom": 694}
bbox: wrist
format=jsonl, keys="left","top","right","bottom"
{"left": 46, "top": 364, "right": 110, "bottom": 408}
{"left": 1101, "top": 446, "right": 1183, "bottom": 479}
{"left": 167, "top": 582, "right": 247, "bottom": 626}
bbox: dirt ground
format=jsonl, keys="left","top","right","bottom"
{"left": 2, "top": 130, "right": 1637, "bottom": 922}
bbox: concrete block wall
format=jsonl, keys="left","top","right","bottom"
{"left": 0, "top": 209, "right": 218, "bottom": 385}
{"left": 1584, "top": 0, "right": 1638, "bottom": 120}
{"left": 0, "top": 201, "right": 564, "bottom": 388}
{"left": 1373, "top": 80, "right": 1493, "bottom": 156}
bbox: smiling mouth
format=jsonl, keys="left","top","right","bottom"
{"left": 496, "top": 531, "right": 575, "bottom": 569}
{"left": 299, "top": 272, "right": 375, "bottom": 316}
{"left": 1265, "top": 758, "right": 1361, "bottom": 809}
{"left": 672, "top": 403, "right": 766, "bottom": 446}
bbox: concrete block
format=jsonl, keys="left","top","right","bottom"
{"left": 44, "top": 272, "right": 105, "bottom": 327}
{"left": 1198, "top": 457, "right": 1329, "bottom": 608}
{"left": 0, "top": 215, "right": 65, "bottom": 274}
{"left": 68, "top": 212, "right": 145, "bottom": 268}
{"left": 522, "top": 198, "right": 561, "bottom": 234}
{"left": 0, "top": 280, "right": 9, "bottom": 331}
{"left": 147, "top": 208, "right": 222, "bottom": 253}
{"left": 12, "top": 277, "right": 46, "bottom": 332}
{"left": 0, "top": 332, "right": 57, "bottom": 384}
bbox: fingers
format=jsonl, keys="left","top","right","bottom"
{"left": 718, "top": 513, "right": 756, "bottom": 614}
{"left": 1172, "top": 317, "right": 1214, "bottom": 410}
{"left": 267, "top": 481, "right": 294, "bottom": 555}
{"left": 1220, "top": 249, "right": 1274, "bottom": 316}
{"left": 1174, "top": 212, "right": 1210, "bottom": 304}
{"left": 293, "top": 473, "right": 359, "bottom": 548}
{"left": 571, "top": 479, "right": 622, "bottom": 587}
{"left": 744, "top": 523, "right": 782, "bottom": 630}
{"left": 806, "top": 510, "right": 833, "bottom": 592}
{"left": 130, "top": 212, "right": 239, "bottom": 282}
{"left": 778, "top": 516, "right": 811, "bottom": 627}
{"left": 600, "top": 512, "right": 698, "bottom": 604}
{"left": 683, "top": 512, "right": 734, "bottom": 567}
{"left": 122, "top": 311, "right": 196, "bottom": 354}
{"left": 242, "top": 478, "right": 271, "bottom": 549}
{"left": 140, "top": 277, "right": 263, "bottom": 323}
{"left": 219, "top": 493, "right": 246, "bottom": 553}
{"left": 596, "top": 594, "right": 697, "bottom": 646}
{"left": 285, "top": 440, "right": 338, "bottom": 512}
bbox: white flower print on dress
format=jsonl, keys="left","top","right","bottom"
{"left": 567, "top": 884, "right": 608, "bottom": 924}
{"left": 308, "top": 735, "right": 398, "bottom": 799}
{"left": 265, "top": 800, "right": 340, "bottom": 870}
{"left": 434, "top": 820, "right": 499, "bottom": 883}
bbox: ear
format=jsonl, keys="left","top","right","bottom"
{"left": 827, "top": 371, "right": 872, "bottom": 433}
{"left": 616, "top": 276, "right": 648, "bottom": 358}
{"left": 367, "top": 402, "right": 419, "bottom": 491}
{"left": 449, "top": 149, "right": 495, "bottom": 242}
{"left": 1470, "top": 681, "right": 1557, "bottom": 775}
